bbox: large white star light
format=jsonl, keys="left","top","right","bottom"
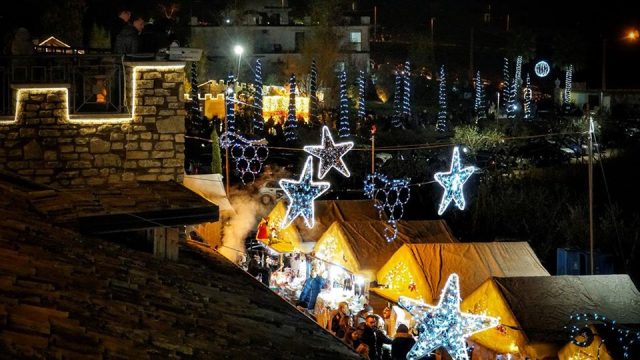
{"left": 303, "top": 126, "right": 354, "bottom": 179}
{"left": 399, "top": 273, "right": 499, "bottom": 360}
{"left": 434, "top": 146, "right": 476, "bottom": 215}
{"left": 279, "top": 156, "right": 331, "bottom": 228}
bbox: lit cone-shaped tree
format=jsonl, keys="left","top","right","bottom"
{"left": 284, "top": 74, "right": 298, "bottom": 142}
{"left": 338, "top": 70, "right": 350, "bottom": 138}
{"left": 436, "top": 65, "right": 448, "bottom": 132}
{"left": 252, "top": 59, "right": 264, "bottom": 135}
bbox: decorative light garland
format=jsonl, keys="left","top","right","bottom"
{"left": 303, "top": 126, "right": 354, "bottom": 179}
{"left": 534, "top": 60, "right": 550, "bottom": 78}
{"left": 357, "top": 70, "right": 366, "bottom": 120}
{"left": 392, "top": 66, "right": 403, "bottom": 128}
{"left": 338, "top": 70, "right": 351, "bottom": 138}
{"left": 219, "top": 132, "right": 269, "bottom": 184}
{"left": 436, "top": 65, "right": 448, "bottom": 132}
{"left": 384, "top": 261, "right": 419, "bottom": 297}
{"left": 563, "top": 64, "right": 574, "bottom": 109}
{"left": 502, "top": 58, "right": 511, "bottom": 113}
{"left": 310, "top": 59, "right": 319, "bottom": 124}
{"left": 434, "top": 146, "right": 476, "bottom": 215}
{"left": 474, "top": 70, "right": 486, "bottom": 122}
{"left": 398, "top": 273, "right": 500, "bottom": 360}
{"left": 279, "top": 156, "right": 331, "bottom": 228}
{"left": 252, "top": 59, "right": 264, "bottom": 134}
{"left": 513, "top": 55, "right": 523, "bottom": 94}
{"left": 567, "top": 313, "right": 640, "bottom": 359}
{"left": 402, "top": 61, "right": 411, "bottom": 117}
{"left": 189, "top": 62, "right": 201, "bottom": 123}
{"left": 364, "top": 172, "right": 411, "bottom": 242}
{"left": 524, "top": 73, "right": 533, "bottom": 120}
{"left": 284, "top": 73, "right": 298, "bottom": 142}
{"left": 225, "top": 72, "right": 236, "bottom": 134}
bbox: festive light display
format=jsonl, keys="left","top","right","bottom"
{"left": 284, "top": 74, "right": 298, "bottom": 142}
{"left": 524, "top": 73, "right": 533, "bottom": 120}
{"left": 189, "top": 62, "right": 201, "bottom": 123}
{"left": 225, "top": 72, "right": 236, "bottom": 134}
{"left": 219, "top": 132, "right": 269, "bottom": 184}
{"left": 392, "top": 67, "right": 403, "bottom": 128}
{"left": 364, "top": 172, "right": 411, "bottom": 242}
{"left": 434, "top": 147, "right": 476, "bottom": 215}
{"left": 384, "top": 261, "right": 420, "bottom": 299}
{"left": 357, "top": 70, "right": 366, "bottom": 119}
{"left": 262, "top": 95, "right": 310, "bottom": 121}
{"left": 398, "top": 273, "right": 500, "bottom": 360}
{"left": 563, "top": 64, "right": 573, "bottom": 109}
{"left": 474, "top": 71, "right": 486, "bottom": 121}
{"left": 338, "top": 71, "right": 351, "bottom": 138}
{"left": 303, "top": 126, "right": 354, "bottom": 179}
{"left": 402, "top": 61, "right": 411, "bottom": 116}
{"left": 568, "top": 313, "right": 640, "bottom": 359}
{"left": 279, "top": 156, "right": 331, "bottom": 228}
{"left": 534, "top": 60, "right": 550, "bottom": 78}
{"left": 436, "top": 65, "right": 448, "bottom": 132}
{"left": 513, "top": 55, "right": 523, "bottom": 94}
{"left": 501, "top": 58, "right": 511, "bottom": 112}
{"left": 252, "top": 59, "right": 264, "bottom": 134}
{"left": 310, "top": 60, "right": 319, "bottom": 124}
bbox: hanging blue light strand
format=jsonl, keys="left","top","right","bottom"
{"left": 501, "top": 57, "right": 511, "bottom": 113}
{"left": 524, "top": 73, "right": 533, "bottom": 120}
{"left": 252, "top": 59, "right": 264, "bottom": 134}
{"left": 402, "top": 61, "right": 411, "bottom": 117}
{"left": 310, "top": 59, "right": 319, "bottom": 125}
{"left": 357, "top": 70, "right": 366, "bottom": 120}
{"left": 392, "top": 66, "right": 403, "bottom": 128}
{"left": 284, "top": 73, "right": 298, "bottom": 142}
{"left": 436, "top": 65, "right": 448, "bottom": 132}
{"left": 474, "top": 70, "right": 486, "bottom": 122}
{"left": 225, "top": 72, "right": 236, "bottom": 134}
{"left": 338, "top": 70, "right": 351, "bottom": 138}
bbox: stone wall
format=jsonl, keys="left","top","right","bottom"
{"left": 0, "top": 62, "right": 187, "bottom": 186}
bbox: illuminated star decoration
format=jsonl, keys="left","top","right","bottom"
{"left": 303, "top": 126, "right": 354, "bottom": 179}
{"left": 398, "top": 273, "right": 499, "bottom": 360}
{"left": 279, "top": 156, "right": 330, "bottom": 228}
{"left": 434, "top": 146, "right": 476, "bottom": 215}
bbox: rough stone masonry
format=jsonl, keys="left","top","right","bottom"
{"left": 0, "top": 62, "right": 187, "bottom": 186}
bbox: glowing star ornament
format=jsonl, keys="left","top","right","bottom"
{"left": 398, "top": 273, "right": 499, "bottom": 360}
{"left": 434, "top": 147, "right": 476, "bottom": 215}
{"left": 303, "top": 126, "right": 354, "bottom": 179}
{"left": 279, "top": 156, "right": 330, "bottom": 228}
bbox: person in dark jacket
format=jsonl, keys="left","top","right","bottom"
{"left": 114, "top": 16, "right": 145, "bottom": 54}
{"left": 391, "top": 324, "right": 416, "bottom": 360}
{"left": 330, "top": 302, "right": 350, "bottom": 336}
{"left": 360, "top": 315, "right": 392, "bottom": 360}
{"left": 110, "top": 8, "right": 131, "bottom": 51}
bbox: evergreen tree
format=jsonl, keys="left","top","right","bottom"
{"left": 338, "top": 70, "right": 350, "bottom": 138}
{"left": 252, "top": 59, "right": 264, "bottom": 135}
{"left": 284, "top": 74, "right": 298, "bottom": 142}
{"left": 211, "top": 127, "right": 222, "bottom": 174}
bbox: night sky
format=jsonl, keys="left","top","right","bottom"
{"left": 1, "top": 0, "right": 639, "bottom": 87}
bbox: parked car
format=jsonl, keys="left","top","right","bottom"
{"left": 258, "top": 180, "right": 285, "bottom": 205}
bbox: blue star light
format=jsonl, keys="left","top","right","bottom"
{"left": 434, "top": 146, "right": 476, "bottom": 215}
{"left": 399, "top": 273, "right": 499, "bottom": 360}
{"left": 279, "top": 156, "right": 331, "bottom": 228}
{"left": 303, "top": 126, "right": 354, "bottom": 179}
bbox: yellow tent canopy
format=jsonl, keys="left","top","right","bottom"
{"left": 464, "top": 275, "right": 640, "bottom": 359}
{"left": 312, "top": 220, "right": 457, "bottom": 281}
{"left": 373, "top": 242, "right": 549, "bottom": 304}
{"left": 262, "top": 200, "right": 383, "bottom": 253}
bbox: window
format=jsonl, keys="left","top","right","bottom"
{"left": 350, "top": 31, "right": 362, "bottom": 43}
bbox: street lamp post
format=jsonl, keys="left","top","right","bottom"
{"left": 233, "top": 45, "right": 244, "bottom": 81}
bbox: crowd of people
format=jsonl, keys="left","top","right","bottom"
{"left": 327, "top": 302, "right": 422, "bottom": 360}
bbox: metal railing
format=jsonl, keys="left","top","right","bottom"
{"left": 0, "top": 53, "right": 127, "bottom": 116}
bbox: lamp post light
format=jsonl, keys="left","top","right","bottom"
{"left": 233, "top": 45, "right": 244, "bottom": 81}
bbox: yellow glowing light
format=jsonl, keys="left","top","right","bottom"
{"left": 627, "top": 29, "right": 640, "bottom": 41}
{"left": 263, "top": 95, "right": 310, "bottom": 121}
{"left": 1, "top": 64, "right": 185, "bottom": 125}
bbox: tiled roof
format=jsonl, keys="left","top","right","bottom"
{"left": 0, "top": 180, "right": 359, "bottom": 359}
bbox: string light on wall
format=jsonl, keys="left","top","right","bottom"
{"left": 303, "top": 126, "right": 354, "bottom": 179}
{"left": 219, "top": 132, "right": 269, "bottom": 184}
{"left": 252, "top": 59, "right": 264, "bottom": 134}
{"left": 284, "top": 73, "right": 298, "bottom": 142}
{"left": 434, "top": 146, "right": 476, "bottom": 215}
{"left": 338, "top": 70, "right": 351, "bottom": 138}
{"left": 279, "top": 156, "right": 331, "bottom": 228}
{"left": 364, "top": 172, "right": 411, "bottom": 242}
{"left": 436, "top": 65, "right": 448, "bottom": 132}
{"left": 398, "top": 273, "right": 500, "bottom": 360}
